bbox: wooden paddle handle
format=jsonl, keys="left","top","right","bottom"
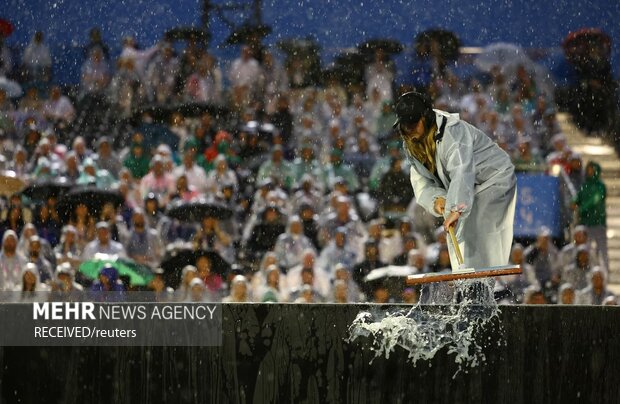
{"left": 448, "top": 226, "right": 464, "bottom": 266}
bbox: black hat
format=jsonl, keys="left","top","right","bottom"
{"left": 393, "top": 91, "right": 433, "bottom": 128}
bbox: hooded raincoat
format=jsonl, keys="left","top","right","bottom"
{"left": 573, "top": 161, "right": 608, "bottom": 270}
{"left": 407, "top": 109, "right": 517, "bottom": 270}
{"left": 573, "top": 161, "right": 606, "bottom": 227}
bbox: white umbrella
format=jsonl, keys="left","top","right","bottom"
{"left": 0, "top": 76, "right": 23, "bottom": 98}
{"left": 473, "top": 42, "right": 535, "bottom": 75}
{"left": 474, "top": 42, "right": 555, "bottom": 95}
{"left": 0, "top": 170, "right": 26, "bottom": 197}
{"left": 364, "top": 265, "right": 418, "bottom": 282}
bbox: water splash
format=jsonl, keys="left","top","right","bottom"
{"left": 348, "top": 279, "right": 501, "bottom": 371}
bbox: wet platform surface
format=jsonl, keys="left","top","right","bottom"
{"left": 1, "top": 304, "right": 619, "bottom": 404}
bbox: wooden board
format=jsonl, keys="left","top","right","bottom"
{"left": 406, "top": 265, "right": 521, "bottom": 285}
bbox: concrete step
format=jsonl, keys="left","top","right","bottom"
{"left": 597, "top": 160, "right": 620, "bottom": 171}
{"left": 609, "top": 283, "right": 620, "bottom": 295}
{"left": 605, "top": 190, "right": 620, "bottom": 198}
{"left": 608, "top": 217, "right": 620, "bottom": 229}
{"left": 571, "top": 140, "right": 616, "bottom": 149}
{"left": 558, "top": 111, "right": 620, "bottom": 289}
{"left": 603, "top": 177, "right": 620, "bottom": 185}
{"left": 608, "top": 196, "right": 620, "bottom": 205}
{"left": 601, "top": 180, "right": 619, "bottom": 193}
{"left": 607, "top": 206, "right": 620, "bottom": 217}
{"left": 603, "top": 181, "right": 620, "bottom": 192}
{"left": 607, "top": 214, "right": 620, "bottom": 226}
{"left": 609, "top": 249, "right": 620, "bottom": 261}
{"left": 608, "top": 238, "right": 620, "bottom": 248}
{"left": 572, "top": 144, "right": 619, "bottom": 159}
{"left": 605, "top": 189, "right": 620, "bottom": 196}
{"left": 602, "top": 174, "right": 620, "bottom": 182}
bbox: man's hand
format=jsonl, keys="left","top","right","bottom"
{"left": 443, "top": 211, "right": 460, "bottom": 232}
{"left": 434, "top": 197, "right": 446, "bottom": 215}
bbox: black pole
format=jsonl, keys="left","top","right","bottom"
{"left": 202, "top": 0, "right": 211, "bottom": 35}
{"left": 253, "top": 0, "right": 262, "bottom": 25}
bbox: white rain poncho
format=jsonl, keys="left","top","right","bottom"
{"left": 407, "top": 109, "right": 517, "bottom": 270}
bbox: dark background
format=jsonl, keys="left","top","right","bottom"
{"left": 3, "top": 0, "right": 620, "bottom": 84}
{"left": 1, "top": 304, "right": 619, "bottom": 403}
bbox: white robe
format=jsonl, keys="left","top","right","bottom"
{"left": 408, "top": 109, "right": 517, "bottom": 270}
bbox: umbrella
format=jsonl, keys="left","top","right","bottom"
{"left": 57, "top": 186, "right": 124, "bottom": 222}
{"left": 258, "top": 122, "right": 276, "bottom": 137}
{"left": 333, "top": 50, "right": 367, "bottom": 66}
{"left": 166, "top": 199, "right": 233, "bottom": 222}
{"left": 276, "top": 37, "right": 322, "bottom": 87}
{"left": 0, "top": 19, "right": 13, "bottom": 37}
{"left": 562, "top": 28, "right": 612, "bottom": 63}
{"left": 364, "top": 265, "right": 418, "bottom": 296}
{"left": 164, "top": 26, "right": 210, "bottom": 44}
{"left": 473, "top": 42, "right": 535, "bottom": 75}
{"left": 79, "top": 255, "right": 154, "bottom": 286}
{"left": 330, "top": 50, "right": 367, "bottom": 86}
{"left": 160, "top": 248, "right": 231, "bottom": 288}
{"left": 241, "top": 153, "right": 270, "bottom": 173}
{"left": 225, "top": 23, "right": 272, "bottom": 45}
{"left": 136, "top": 121, "right": 179, "bottom": 151}
{"left": 176, "top": 102, "right": 229, "bottom": 121}
{"left": 358, "top": 38, "right": 403, "bottom": 57}
{"left": 0, "top": 171, "right": 25, "bottom": 197}
{"left": 562, "top": 28, "right": 611, "bottom": 52}
{"left": 0, "top": 77, "right": 23, "bottom": 98}
{"left": 415, "top": 29, "right": 461, "bottom": 61}
{"left": 364, "top": 265, "right": 417, "bottom": 282}
{"left": 134, "top": 102, "right": 229, "bottom": 123}
{"left": 21, "top": 177, "right": 72, "bottom": 201}
{"left": 276, "top": 38, "right": 320, "bottom": 55}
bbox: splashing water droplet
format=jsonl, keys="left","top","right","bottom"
{"left": 348, "top": 278, "right": 501, "bottom": 370}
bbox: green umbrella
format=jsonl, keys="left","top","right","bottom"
{"left": 79, "top": 257, "right": 154, "bottom": 286}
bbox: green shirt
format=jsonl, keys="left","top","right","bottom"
{"left": 574, "top": 163, "right": 607, "bottom": 226}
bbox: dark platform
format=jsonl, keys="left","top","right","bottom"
{"left": 1, "top": 304, "right": 619, "bottom": 404}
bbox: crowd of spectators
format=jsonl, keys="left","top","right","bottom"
{"left": 0, "top": 28, "right": 614, "bottom": 305}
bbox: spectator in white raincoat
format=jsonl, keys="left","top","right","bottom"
{"left": 394, "top": 92, "right": 516, "bottom": 271}
{"left": 273, "top": 215, "right": 315, "bottom": 271}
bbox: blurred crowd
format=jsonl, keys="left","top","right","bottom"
{"left": 0, "top": 28, "right": 615, "bottom": 305}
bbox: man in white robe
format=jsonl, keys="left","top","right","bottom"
{"left": 394, "top": 91, "right": 516, "bottom": 271}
